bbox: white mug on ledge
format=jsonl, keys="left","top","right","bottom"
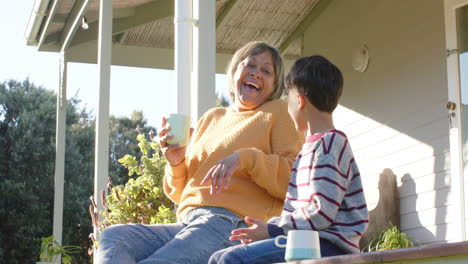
{"left": 274, "top": 230, "right": 321, "bottom": 261}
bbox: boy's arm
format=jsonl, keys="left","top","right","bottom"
{"left": 278, "top": 154, "right": 349, "bottom": 232}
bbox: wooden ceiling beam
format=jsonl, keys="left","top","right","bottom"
{"left": 53, "top": 0, "right": 173, "bottom": 48}
{"left": 278, "top": 0, "right": 333, "bottom": 54}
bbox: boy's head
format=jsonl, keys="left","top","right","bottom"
{"left": 285, "top": 55, "right": 343, "bottom": 113}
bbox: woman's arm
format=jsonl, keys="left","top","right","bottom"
{"left": 235, "top": 108, "right": 304, "bottom": 199}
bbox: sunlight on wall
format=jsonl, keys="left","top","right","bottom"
{"left": 334, "top": 105, "right": 449, "bottom": 212}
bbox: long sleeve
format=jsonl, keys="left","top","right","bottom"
{"left": 277, "top": 154, "right": 348, "bottom": 231}
{"left": 164, "top": 100, "right": 304, "bottom": 222}
{"left": 268, "top": 130, "right": 368, "bottom": 253}
{"left": 235, "top": 109, "right": 303, "bottom": 199}
{"left": 163, "top": 162, "right": 188, "bottom": 204}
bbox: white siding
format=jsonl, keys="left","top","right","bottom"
{"left": 301, "top": 0, "right": 456, "bottom": 244}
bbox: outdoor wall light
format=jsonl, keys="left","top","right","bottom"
{"left": 81, "top": 17, "right": 89, "bottom": 30}
{"left": 352, "top": 44, "right": 369, "bottom": 72}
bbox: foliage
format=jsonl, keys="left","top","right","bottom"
{"left": 0, "top": 79, "right": 67, "bottom": 263}
{"left": 0, "top": 79, "right": 181, "bottom": 262}
{"left": 39, "top": 235, "right": 80, "bottom": 264}
{"left": 0, "top": 79, "right": 154, "bottom": 263}
{"left": 89, "top": 132, "right": 176, "bottom": 250}
{"left": 108, "top": 112, "right": 155, "bottom": 186}
{"left": 367, "top": 223, "right": 418, "bottom": 252}
{"left": 216, "top": 91, "right": 231, "bottom": 107}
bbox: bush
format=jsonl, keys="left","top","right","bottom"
{"left": 89, "top": 132, "right": 176, "bottom": 250}
{"left": 38, "top": 235, "right": 80, "bottom": 264}
{"left": 366, "top": 223, "right": 418, "bottom": 252}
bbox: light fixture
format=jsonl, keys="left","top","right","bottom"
{"left": 81, "top": 17, "right": 89, "bottom": 30}
{"left": 352, "top": 44, "right": 369, "bottom": 72}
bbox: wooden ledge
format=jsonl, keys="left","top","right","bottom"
{"left": 281, "top": 241, "right": 468, "bottom": 264}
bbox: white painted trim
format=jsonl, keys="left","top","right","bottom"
{"left": 25, "top": 0, "right": 52, "bottom": 46}
{"left": 94, "top": 0, "right": 112, "bottom": 244}
{"left": 175, "top": 0, "right": 192, "bottom": 116}
{"left": 192, "top": 0, "right": 216, "bottom": 120}
{"left": 59, "top": 0, "right": 92, "bottom": 53}
{"left": 37, "top": 0, "right": 59, "bottom": 48}
{"left": 444, "top": 0, "right": 468, "bottom": 241}
{"left": 52, "top": 52, "right": 67, "bottom": 247}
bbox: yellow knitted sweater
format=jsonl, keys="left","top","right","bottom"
{"left": 164, "top": 99, "right": 305, "bottom": 221}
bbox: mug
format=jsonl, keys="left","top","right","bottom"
{"left": 274, "top": 230, "right": 321, "bottom": 261}
{"left": 166, "top": 113, "right": 191, "bottom": 146}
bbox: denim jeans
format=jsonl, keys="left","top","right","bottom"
{"left": 208, "top": 237, "right": 346, "bottom": 264}
{"left": 95, "top": 206, "right": 248, "bottom": 264}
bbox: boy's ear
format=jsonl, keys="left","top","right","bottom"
{"left": 296, "top": 92, "right": 307, "bottom": 110}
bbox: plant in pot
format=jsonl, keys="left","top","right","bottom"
{"left": 38, "top": 235, "right": 81, "bottom": 264}
{"left": 366, "top": 223, "right": 418, "bottom": 252}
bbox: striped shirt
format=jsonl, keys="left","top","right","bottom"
{"left": 267, "top": 129, "right": 368, "bottom": 253}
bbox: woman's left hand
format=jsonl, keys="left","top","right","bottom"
{"left": 201, "top": 153, "right": 240, "bottom": 194}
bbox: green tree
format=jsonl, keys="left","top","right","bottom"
{"left": 1, "top": 79, "right": 61, "bottom": 263}
{"left": 108, "top": 111, "right": 155, "bottom": 186}
{"left": 0, "top": 79, "right": 95, "bottom": 263}
{"left": 216, "top": 91, "right": 231, "bottom": 107}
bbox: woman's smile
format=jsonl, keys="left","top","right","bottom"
{"left": 233, "top": 51, "right": 275, "bottom": 111}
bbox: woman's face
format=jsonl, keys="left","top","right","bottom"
{"left": 232, "top": 51, "right": 275, "bottom": 111}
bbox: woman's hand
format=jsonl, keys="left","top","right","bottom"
{"left": 201, "top": 153, "right": 240, "bottom": 194}
{"left": 229, "top": 217, "right": 269, "bottom": 244}
{"left": 158, "top": 116, "right": 193, "bottom": 166}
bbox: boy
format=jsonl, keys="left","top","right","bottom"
{"left": 208, "top": 55, "right": 369, "bottom": 264}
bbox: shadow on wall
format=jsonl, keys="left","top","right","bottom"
{"left": 399, "top": 173, "right": 439, "bottom": 243}
{"left": 360, "top": 168, "right": 400, "bottom": 249}
{"left": 360, "top": 169, "right": 438, "bottom": 249}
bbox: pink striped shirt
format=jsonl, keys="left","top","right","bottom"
{"left": 267, "top": 129, "right": 368, "bottom": 253}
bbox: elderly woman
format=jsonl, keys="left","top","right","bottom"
{"left": 96, "top": 41, "right": 304, "bottom": 264}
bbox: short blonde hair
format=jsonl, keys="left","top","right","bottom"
{"left": 226, "top": 41, "right": 284, "bottom": 102}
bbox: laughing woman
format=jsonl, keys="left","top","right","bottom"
{"left": 96, "top": 41, "right": 304, "bottom": 264}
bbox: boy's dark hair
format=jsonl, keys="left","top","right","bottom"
{"left": 285, "top": 55, "right": 343, "bottom": 113}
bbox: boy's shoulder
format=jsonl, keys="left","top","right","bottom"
{"left": 322, "top": 129, "right": 348, "bottom": 141}
{"left": 307, "top": 129, "right": 351, "bottom": 157}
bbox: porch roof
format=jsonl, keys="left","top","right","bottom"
{"left": 25, "top": 0, "right": 331, "bottom": 71}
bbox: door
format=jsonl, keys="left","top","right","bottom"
{"left": 445, "top": 0, "right": 468, "bottom": 242}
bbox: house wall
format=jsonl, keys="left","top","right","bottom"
{"left": 301, "top": 0, "right": 456, "bottom": 244}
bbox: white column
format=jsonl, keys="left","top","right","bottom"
{"left": 94, "top": 0, "right": 112, "bottom": 241}
{"left": 175, "top": 0, "right": 192, "bottom": 117}
{"left": 52, "top": 51, "right": 67, "bottom": 246}
{"left": 444, "top": 0, "right": 467, "bottom": 241}
{"left": 192, "top": 0, "right": 216, "bottom": 120}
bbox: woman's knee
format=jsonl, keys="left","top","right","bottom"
{"left": 100, "top": 224, "right": 130, "bottom": 241}
{"left": 209, "top": 246, "right": 244, "bottom": 264}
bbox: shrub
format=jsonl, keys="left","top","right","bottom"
{"left": 89, "top": 131, "right": 176, "bottom": 250}
{"left": 38, "top": 235, "right": 80, "bottom": 264}
{"left": 367, "top": 223, "right": 418, "bottom": 252}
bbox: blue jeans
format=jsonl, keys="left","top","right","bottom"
{"left": 208, "top": 237, "right": 347, "bottom": 264}
{"left": 95, "top": 206, "right": 248, "bottom": 264}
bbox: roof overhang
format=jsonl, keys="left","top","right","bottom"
{"left": 25, "top": 0, "right": 332, "bottom": 71}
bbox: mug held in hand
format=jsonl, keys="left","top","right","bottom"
{"left": 166, "top": 113, "right": 191, "bottom": 146}
{"left": 274, "top": 230, "right": 321, "bottom": 261}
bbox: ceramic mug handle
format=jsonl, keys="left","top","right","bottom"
{"left": 274, "top": 235, "right": 288, "bottom": 248}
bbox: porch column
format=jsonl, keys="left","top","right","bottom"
{"left": 94, "top": 0, "right": 112, "bottom": 241}
{"left": 175, "top": 0, "right": 192, "bottom": 117}
{"left": 52, "top": 51, "right": 67, "bottom": 245}
{"left": 192, "top": 0, "right": 216, "bottom": 120}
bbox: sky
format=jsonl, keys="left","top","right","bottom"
{"left": 0, "top": 0, "right": 229, "bottom": 128}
